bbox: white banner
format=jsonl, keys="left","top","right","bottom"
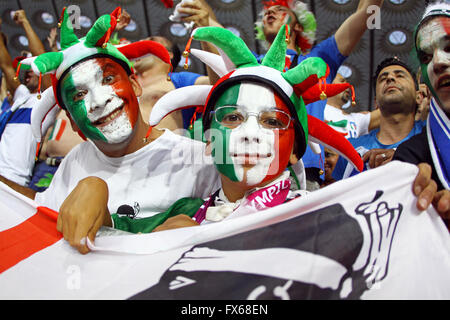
{"left": 0, "top": 161, "right": 449, "bottom": 299}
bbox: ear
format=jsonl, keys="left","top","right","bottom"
{"left": 293, "top": 22, "right": 303, "bottom": 34}
{"left": 65, "top": 110, "right": 79, "bottom": 132}
{"left": 289, "top": 153, "right": 299, "bottom": 165}
{"left": 289, "top": 142, "right": 298, "bottom": 165}
{"left": 65, "top": 110, "right": 87, "bottom": 141}
{"left": 416, "top": 89, "right": 424, "bottom": 105}
{"left": 205, "top": 141, "right": 212, "bottom": 156}
{"left": 129, "top": 74, "right": 143, "bottom": 98}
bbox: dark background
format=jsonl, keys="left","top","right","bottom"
{"left": 0, "top": 0, "right": 430, "bottom": 111}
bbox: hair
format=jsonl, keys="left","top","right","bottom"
{"left": 170, "top": 42, "right": 181, "bottom": 69}
{"left": 372, "top": 57, "right": 418, "bottom": 90}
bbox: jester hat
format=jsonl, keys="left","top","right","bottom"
{"left": 18, "top": 7, "right": 171, "bottom": 142}
{"left": 150, "top": 25, "right": 363, "bottom": 172}
{"left": 255, "top": 0, "right": 317, "bottom": 54}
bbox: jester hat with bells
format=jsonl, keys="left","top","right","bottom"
{"left": 18, "top": 6, "right": 171, "bottom": 144}
{"left": 150, "top": 25, "right": 363, "bottom": 176}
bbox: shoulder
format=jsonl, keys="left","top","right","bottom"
{"left": 170, "top": 72, "right": 202, "bottom": 88}
{"left": 348, "top": 131, "right": 376, "bottom": 148}
{"left": 393, "top": 129, "right": 428, "bottom": 164}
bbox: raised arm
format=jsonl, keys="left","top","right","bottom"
{"left": 178, "top": 0, "right": 223, "bottom": 84}
{"left": 0, "top": 28, "right": 20, "bottom": 95}
{"left": 13, "top": 10, "right": 46, "bottom": 55}
{"left": 335, "top": 0, "right": 384, "bottom": 57}
{"left": 13, "top": 10, "right": 51, "bottom": 90}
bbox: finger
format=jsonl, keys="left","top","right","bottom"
{"left": 70, "top": 216, "right": 92, "bottom": 254}
{"left": 417, "top": 179, "right": 437, "bottom": 211}
{"left": 362, "top": 151, "right": 372, "bottom": 163}
{"left": 374, "top": 153, "right": 385, "bottom": 168}
{"left": 177, "top": 7, "right": 202, "bottom": 15}
{"left": 61, "top": 212, "right": 71, "bottom": 242}
{"left": 369, "top": 152, "right": 378, "bottom": 169}
{"left": 381, "top": 158, "right": 392, "bottom": 166}
{"left": 413, "top": 163, "right": 432, "bottom": 196}
{"left": 56, "top": 214, "right": 63, "bottom": 233}
{"left": 86, "top": 211, "right": 106, "bottom": 248}
{"left": 432, "top": 190, "right": 450, "bottom": 219}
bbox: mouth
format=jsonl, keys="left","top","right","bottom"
{"left": 92, "top": 104, "right": 125, "bottom": 127}
{"left": 231, "top": 153, "right": 272, "bottom": 164}
{"left": 437, "top": 75, "right": 450, "bottom": 90}
{"left": 384, "top": 86, "right": 400, "bottom": 93}
{"left": 266, "top": 15, "right": 276, "bottom": 24}
{"left": 24, "top": 72, "right": 32, "bottom": 84}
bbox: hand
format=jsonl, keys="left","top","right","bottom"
{"left": 116, "top": 9, "right": 131, "bottom": 31}
{"left": 57, "top": 177, "right": 112, "bottom": 254}
{"left": 47, "top": 27, "right": 58, "bottom": 52}
{"left": 152, "top": 214, "right": 199, "bottom": 232}
{"left": 178, "top": 0, "right": 210, "bottom": 27}
{"left": 413, "top": 163, "right": 450, "bottom": 225}
{"left": 13, "top": 10, "right": 28, "bottom": 26}
{"left": 362, "top": 148, "right": 395, "bottom": 169}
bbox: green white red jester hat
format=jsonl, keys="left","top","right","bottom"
{"left": 18, "top": 6, "right": 171, "bottom": 143}
{"left": 149, "top": 25, "right": 363, "bottom": 172}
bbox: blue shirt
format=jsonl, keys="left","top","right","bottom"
{"left": 170, "top": 72, "right": 203, "bottom": 129}
{"left": 332, "top": 121, "right": 426, "bottom": 180}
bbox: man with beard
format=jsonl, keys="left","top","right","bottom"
{"left": 0, "top": 8, "right": 219, "bottom": 242}
{"left": 333, "top": 57, "right": 425, "bottom": 180}
{"left": 0, "top": 10, "right": 50, "bottom": 187}
{"left": 254, "top": 0, "right": 385, "bottom": 189}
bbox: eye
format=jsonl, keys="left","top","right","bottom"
{"left": 222, "top": 113, "right": 244, "bottom": 123}
{"left": 262, "top": 117, "right": 284, "bottom": 129}
{"left": 73, "top": 90, "right": 87, "bottom": 102}
{"left": 419, "top": 52, "right": 432, "bottom": 65}
{"left": 102, "top": 75, "right": 114, "bottom": 84}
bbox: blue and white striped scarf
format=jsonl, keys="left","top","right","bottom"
{"left": 427, "top": 98, "right": 449, "bottom": 189}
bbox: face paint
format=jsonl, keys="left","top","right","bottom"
{"left": 210, "top": 82, "right": 295, "bottom": 187}
{"left": 416, "top": 17, "right": 450, "bottom": 113}
{"left": 60, "top": 58, "right": 139, "bottom": 144}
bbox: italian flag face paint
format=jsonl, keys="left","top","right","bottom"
{"left": 60, "top": 57, "right": 139, "bottom": 144}
{"left": 417, "top": 17, "right": 450, "bottom": 110}
{"left": 210, "top": 82, "right": 295, "bottom": 187}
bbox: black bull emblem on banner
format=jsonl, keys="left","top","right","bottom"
{"left": 131, "top": 191, "right": 402, "bottom": 300}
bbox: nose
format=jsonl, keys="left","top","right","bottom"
{"left": 386, "top": 72, "right": 396, "bottom": 83}
{"left": 89, "top": 87, "right": 112, "bottom": 113}
{"left": 432, "top": 48, "right": 450, "bottom": 75}
{"left": 239, "top": 115, "right": 261, "bottom": 144}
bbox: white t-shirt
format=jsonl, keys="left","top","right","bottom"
{"left": 34, "top": 129, "right": 220, "bottom": 217}
{"left": 324, "top": 104, "right": 371, "bottom": 139}
{"left": 0, "top": 85, "right": 38, "bottom": 186}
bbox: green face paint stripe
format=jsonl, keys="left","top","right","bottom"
{"left": 215, "top": 83, "right": 241, "bottom": 107}
{"left": 209, "top": 83, "right": 242, "bottom": 182}
{"left": 421, "top": 62, "right": 444, "bottom": 107}
{"left": 210, "top": 120, "right": 239, "bottom": 182}
{"left": 61, "top": 73, "right": 107, "bottom": 142}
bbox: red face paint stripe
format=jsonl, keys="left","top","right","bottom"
{"left": 0, "top": 206, "right": 61, "bottom": 274}
{"left": 439, "top": 17, "right": 450, "bottom": 35}
{"left": 55, "top": 119, "right": 67, "bottom": 141}
{"left": 96, "top": 58, "right": 139, "bottom": 128}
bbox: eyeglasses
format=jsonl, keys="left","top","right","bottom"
{"left": 212, "top": 106, "right": 293, "bottom": 130}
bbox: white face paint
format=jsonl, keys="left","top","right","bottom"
{"left": 417, "top": 17, "right": 450, "bottom": 113}
{"left": 228, "top": 83, "right": 276, "bottom": 186}
{"left": 70, "top": 59, "right": 132, "bottom": 144}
